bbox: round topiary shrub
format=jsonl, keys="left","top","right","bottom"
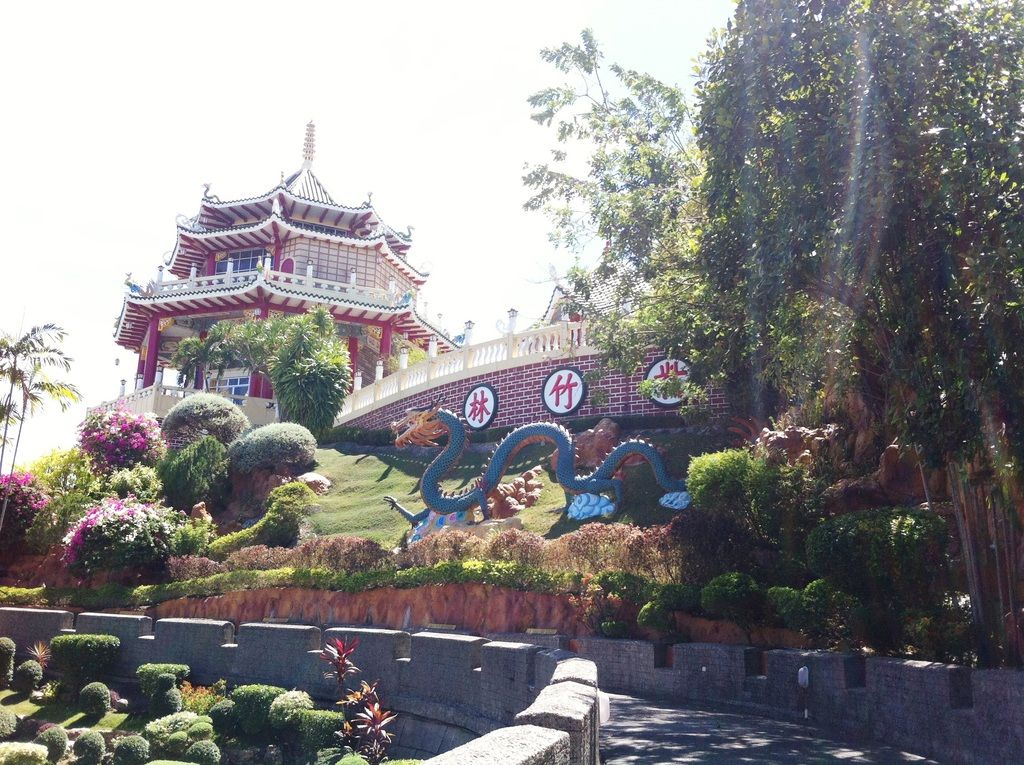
{"left": 186, "top": 721, "right": 213, "bottom": 742}
{"left": 162, "top": 394, "right": 250, "bottom": 448}
{"left": 700, "top": 571, "right": 766, "bottom": 634}
{"left": 228, "top": 684, "right": 287, "bottom": 737}
{"left": 183, "top": 739, "right": 220, "bottom": 765}
{"left": 0, "top": 708, "right": 17, "bottom": 741}
{"left": 0, "top": 742, "right": 49, "bottom": 764}
{"left": 111, "top": 734, "right": 150, "bottom": 765}
{"left": 12, "top": 660, "right": 43, "bottom": 694}
{"left": 79, "top": 682, "right": 111, "bottom": 716}
{"left": 153, "top": 686, "right": 183, "bottom": 717}
{"left": 32, "top": 725, "right": 67, "bottom": 764}
{"left": 297, "top": 710, "right": 345, "bottom": 756}
{"left": 143, "top": 712, "right": 207, "bottom": 756}
{"left": 637, "top": 601, "right": 673, "bottom": 633}
{"left": 72, "top": 730, "right": 106, "bottom": 765}
{"left": 228, "top": 423, "right": 317, "bottom": 474}
{"left": 207, "top": 700, "right": 237, "bottom": 737}
{"left": 268, "top": 690, "right": 313, "bottom": 729}
{"left": 0, "top": 637, "right": 15, "bottom": 688}
{"left": 136, "top": 663, "right": 190, "bottom": 700}
{"left": 165, "top": 732, "right": 189, "bottom": 757}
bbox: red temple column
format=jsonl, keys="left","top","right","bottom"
{"left": 348, "top": 335, "right": 359, "bottom": 391}
{"left": 380, "top": 322, "right": 393, "bottom": 359}
{"left": 142, "top": 316, "right": 161, "bottom": 387}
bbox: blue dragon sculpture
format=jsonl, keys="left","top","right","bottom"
{"left": 383, "top": 402, "right": 691, "bottom": 541}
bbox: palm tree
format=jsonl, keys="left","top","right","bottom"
{"left": 8, "top": 364, "right": 81, "bottom": 469}
{"left": 0, "top": 323, "right": 75, "bottom": 536}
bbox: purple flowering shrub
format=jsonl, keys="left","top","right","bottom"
{"left": 78, "top": 407, "right": 166, "bottom": 473}
{"left": 0, "top": 472, "right": 50, "bottom": 552}
{"left": 62, "top": 496, "right": 185, "bottom": 574}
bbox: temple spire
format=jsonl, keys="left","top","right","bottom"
{"left": 302, "top": 121, "right": 316, "bottom": 168}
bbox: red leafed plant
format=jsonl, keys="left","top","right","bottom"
{"left": 320, "top": 635, "right": 360, "bottom": 686}
{"left": 352, "top": 701, "right": 398, "bottom": 765}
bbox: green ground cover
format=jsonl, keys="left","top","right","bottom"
{"left": 310, "top": 431, "right": 723, "bottom": 545}
{"left": 0, "top": 689, "right": 141, "bottom": 732}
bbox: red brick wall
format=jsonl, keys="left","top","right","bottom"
{"left": 344, "top": 351, "right": 729, "bottom": 431}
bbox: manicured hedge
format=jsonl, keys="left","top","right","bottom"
{"left": 50, "top": 634, "right": 120, "bottom": 690}
{"left": 229, "top": 684, "right": 287, "bottom": 736}
{"left": 0, "top": 560, "right": 583, "bottom": 611}
{"left": 228, "top": 423, "right": 317, "bottom": 474}
{"left": 206, "top": 482, "right": 316, "bottom": 559}
{"left": 137, "top": 664, "right": 190, "bottom": 700}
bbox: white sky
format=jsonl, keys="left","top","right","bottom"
{"left": 0, "top": 0, "right": 734, "bottom": 467}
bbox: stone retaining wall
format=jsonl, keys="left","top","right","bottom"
{"left": 0, "top": 608, "right": 598, "bottom": 765}
{"left": 497, "top": 633, "right": 1019, "bottom": 765}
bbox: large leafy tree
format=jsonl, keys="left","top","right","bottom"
{"left": 530, "top": 4, "right": 1024, "bottom": 665}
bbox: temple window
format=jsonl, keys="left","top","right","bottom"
{"left": 216, "top": 248, "right": 266, "bottom": 274}
{"left": 211, "top": 374, "right": 250, "bottom": 398}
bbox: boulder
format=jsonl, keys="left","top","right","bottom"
{"left": 296, "top": 471, "right": 332, "bottom": 496}
{"left": 190, "top": 502, "right": 213, "bottom": 522}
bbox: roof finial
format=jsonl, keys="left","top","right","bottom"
{"left": 302, "top": 121, "right": 316, "bottom": 167}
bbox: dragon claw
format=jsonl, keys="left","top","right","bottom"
{"left": 567, "top": 493, "right": 616, "bottom": 520}
{"left": 659, "top": 491, "right": 692, "bottom": 510}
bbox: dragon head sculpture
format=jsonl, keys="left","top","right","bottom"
{"left": 390, "top": 400, "right": 447, "bottom": 447}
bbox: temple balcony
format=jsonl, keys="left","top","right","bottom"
{"left": 336, "top": 321, "right": 590, "bottom": 424}
{"left": 90, "top": 384, "right": 280, "bottom": 427}
{"left": 151, "top": 266, "right": 395, "bottom": 307}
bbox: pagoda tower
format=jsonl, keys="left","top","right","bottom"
{"left": 112, "top": 123, "right": 452, "bottom": 407}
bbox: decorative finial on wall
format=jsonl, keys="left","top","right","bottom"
{"left": 302, "top": 121, "right": 316, "bottom": 167}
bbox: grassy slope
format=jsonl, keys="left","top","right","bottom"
{"left": 0, "top": 689, "right": 141, "bottom": 731}
{"left": 310, "top": 431, "right": 726, "bottom": 545}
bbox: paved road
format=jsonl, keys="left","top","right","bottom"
{"left": 600, "top": 694, "right": 940, "bottom": 764}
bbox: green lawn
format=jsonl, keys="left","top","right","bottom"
{"left": 0, "top": 689, "right": 142, "bottom": 732}
{"left": 310, "top": 431, "right": 725, "bottom": 545}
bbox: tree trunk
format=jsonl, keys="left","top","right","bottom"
{"left": 947, "top": 460, "right": 1023, "bottom": 667}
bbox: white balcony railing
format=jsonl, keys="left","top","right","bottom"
{"left": 90, "top": 385, "right": 279, "bottom": 427}
{"left": 336, "top": 321, "right": 590, "bottom": 424}
{"left": 148, "top": 267, "right": 394, "bottom": 307}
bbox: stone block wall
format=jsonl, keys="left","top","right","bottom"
{"left": 0, "top": 608, "right": 598, "bottom": 765}
{"left": 504, "top": 634, "right": 1022, "bottom": 765}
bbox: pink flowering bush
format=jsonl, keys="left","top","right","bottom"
{"left": 62, "top": 496, "right": 185, "bottom": 574}
{"left": 78, "top": 407, "right": 166, "bottom": 473}
{"left": 0, "top": 472, "right": 50, "bottom": 552}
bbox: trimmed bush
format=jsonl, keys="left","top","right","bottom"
{"left": 79, "top": 682, "right": 111, "bottom": 716}
{"left": 32, "top": 726, "right": 67, "bottom": 764}
{"left": 0, "top": 638, "right": 14, "bottom": 688}
{"left": 49, "top": 634, "right": 119, "bottom": 691}
{"left": 0, "top": 709, "right": 16, "bottom": 741}
{"left": 106, "top": 464, "right": 163, "bottom": 503}
{"left": 137, "top": 663, "right": 190, "bottom": 700}
{"left": 207, "top": 700, "right": 237, "bottom": 737}
{"left": 228, "top": 684, "right": 287, "bottom": 737}
{"left": 182, "top": 740, "right": 220, "bottom": 765}
{"left": 227, "top": 423, "right": 317, "bottom": 474}
{"left": 144, "top": 713, "right": 209, "bottom": 757}
{"left": 186, "top": 721, "right": 213, "bottom": 742}
{"left": 12, "top": 660, "right": 42, "bottom": 694}
{"left": 268, "top": 690, "right": 313, "bottom": 729}
{"left": 154, "top": 685, "right": 183, "bottom": 716}
{"left": 0, "top": 743, "right": 49, "bottom": 765}
{"left": 158, "top": 437, "right": 230, "bottom": 513}
{"left": 297, "top": 709, "right": 346, "bottom": 755}
{"left": 111, "top": 735, "right": 150, "bottom": 765}
{"left": 161, "top": 394, "right": 250, "bottom": 447}
{"left": 700, "top": 572, "right": 766, "bottom": 634}
{"left": 207, "top": 483, "right": 316, "bottom": 559}
{"left": 72, "top": 730, "right": 105, "bottom": 765}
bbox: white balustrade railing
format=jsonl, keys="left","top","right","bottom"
{"left": 90, "top": 385, "right": 279, "bottom": 426}
{"left": 337, "top": 321, "right": 590, "bottom": 422}
{"left": 147, "top": 268, "right": 393, "bottom": 306}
